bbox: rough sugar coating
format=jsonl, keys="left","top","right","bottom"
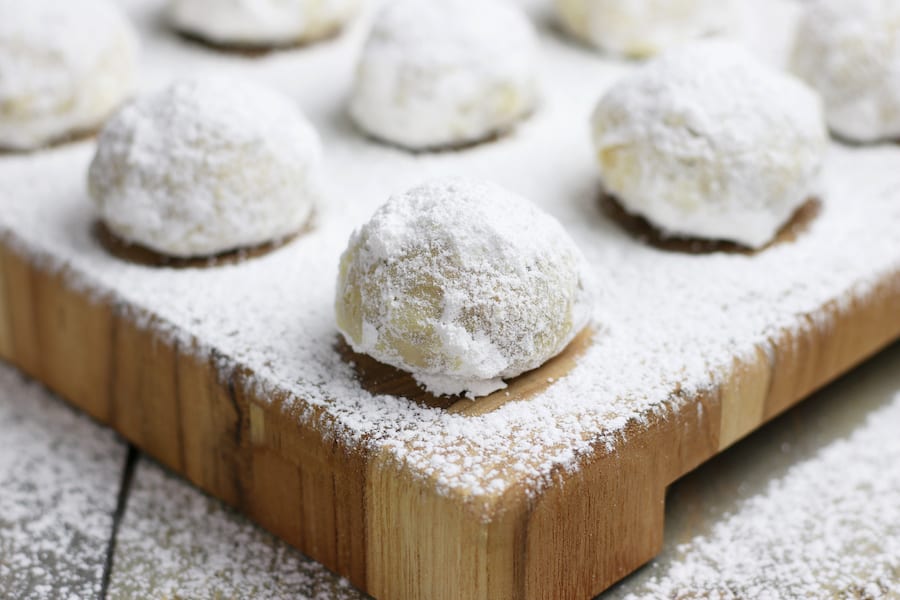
{"left": 555, "top": 0, "right": 733, "bottom": 58}
{"left": 335, "top": 178, "right": 592, "bottom": 398}
{"left": 349, "top": 0, "right": 539, "bottom": 150}
{"left": 0, "top": 0, "right": 138, "bottom": 151}
{"left": 592, "top": 41, "right": 827, "bottom": 248}
{"left": 791, "top": 0, "right": 900, "bottom": 143}
{"left": 168, "top": 0, "right": 361, "bottom": 48}
{"left": 88, "top": 77, "right": 322, "bottom": 258}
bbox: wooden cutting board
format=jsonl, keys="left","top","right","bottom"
{"left": 0, "top": 225, "right": 897, "bottom": 599}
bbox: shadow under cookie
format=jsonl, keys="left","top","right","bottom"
{"left": 173, "top": 23, "right": 347, "bottom": 57}
{"left": 599, "top": 192, "right": 821, "bottom": 255}
{"left": 337, "top": 326, "right": 595, "bottom": 415}
{"left": 353, "top": 109, "right": 535, "bottom": 155}
{"left": 93, "top": 220, "right": 304, "bottom": 268}
{"left": 0, "top": 126, "right": 99, "bottom": 155}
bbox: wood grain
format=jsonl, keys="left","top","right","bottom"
{"left": 0, "top": 236, "right": 898, "bottom": 599}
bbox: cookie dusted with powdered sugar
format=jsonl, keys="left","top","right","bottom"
{"left": 168, "top": 0, "right": 361, "bottom": 48}
{"left": 0, "top": 0, "right": 138, "bottom": 151}
{"left": 791, "top": 0, "right": 900, "bottom": 143}
{"left": 592, "top": 41, "right": 827, "bottom": 249}
{"left": 88, "top": 77, "right": 322, "bottom": 258}
{"left": 349, "top": 0, "right": 539, "bottom": 151}
{"left": 335, "top": 178, "right": 591, "bottom": 398}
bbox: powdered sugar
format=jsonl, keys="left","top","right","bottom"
{"left": 609, "top": 349, "right": 900, "bottom": 599}
{"left": 0, "top": 365, "right": 126, "bottom": 599}
{"left": 335, "top": 177, "right": 591, "bottom": 397}
{"left": 0, "top": 0, "right": 138, "bottom": 150}
{"left": 108, "top": 458, "right": 358, "bottom": 599}
{"left": 88, "top": 76, "right": 322, "bottom": 257}
{"left": 0, "top": 0, "right": 898, "bottom": 506}
{"left": 592, "top": 40, "right": 827, "bottom": 248}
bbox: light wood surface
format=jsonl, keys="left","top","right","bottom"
{"left": 1, "top": 238, "right": 898, "bottom": 599}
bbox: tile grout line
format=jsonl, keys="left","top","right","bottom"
{"left": 99, "top": 444, "right": 138, "bottom": 600}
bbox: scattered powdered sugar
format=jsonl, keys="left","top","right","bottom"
{"left": 0, "top": 364, "right": 126, "bottom": 599}
{"left": 88, "top": 76, "right": 322, "bottom": 257}
{"left": 592, "top": 40, "right": 827, "bottom": 248}
{"left": 609, "top": 350, "right": 900, "bottom": 599}
{"left": 335, "top": 177, "right": 591, "bottom": 397}
{"left": 107, "top": 458, "right": 357, "bottom": 599}
{"left": 0, "top": 0, "right": 898, "bottom": 507}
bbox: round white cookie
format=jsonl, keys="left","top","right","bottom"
{"left": 556, "top": 0, "right": 733, "bottom": 58}
{"left": 88, "top": 77, "right": 322, "bottom": 258}
{"left": 335, "top": 178, "right": 591, "bottom": 398}
{"left": 349, "top": 0, "right": 539, "bottom": 150}
{"left": 791, "top": 0, "right": 900, "bottom": 143}
{"left": 591, "top": 41, "right": 827, "bottom": 249}
{"left": 0, "top": 0, "right": 138, "bottom": 151}
{"left": 168, "top": 0, "right": 361, "bottom": 48}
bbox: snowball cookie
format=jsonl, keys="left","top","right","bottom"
{"left": 349, "top": 0, "right": 539, "bottom": 150}
{"left": 791, "top": 0, "right": 900, "bottom": 143}
{"left": 0, "top": 0, "right": 138, "bottom": 151}
{"left": 168, "top": 0, "right": 361, "bottom": 48}
{"left": 556, "top": 0, "right": 733, "bottom": 58}
{"left": 335, "top": 178, "right": 591, "bottom": 398}
{"left": 592, "top": 42, "right": 827, "bottom": 248}
{"left": 88, "top": 77, "right": 322, "bottom": 258}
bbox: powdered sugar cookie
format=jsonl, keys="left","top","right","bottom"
{"left": 791, "top": 0, "right": 900, "bottom": 143}
{"left": 0, "top": 0, "right": 138, "bottom": 151}
{"left": 88, "top": 77, "right": 322, "bottom": 258}
{"left": 592, "top": 41, "right": 827, "bottom": 249}
{"left": 335, "top": 178, "right": 591, "bottom": 398}
{"left": 349, "top": 0, "right": 539, "bottom": 151}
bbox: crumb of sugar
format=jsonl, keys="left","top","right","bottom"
{"left": 0, "top": 0, "right": 898, "bottom": 507}
{"left": 0, "top": 365, "right": 127, "bottom": 599}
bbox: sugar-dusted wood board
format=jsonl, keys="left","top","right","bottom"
{"left": 2, "top": 1, "right": 900, "bottom": 598}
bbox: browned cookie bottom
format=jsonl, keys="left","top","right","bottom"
{"left": 174, "top": 22, "right": 346, "bottom": 57}
{"left": 336, "top": 327, "right": 594, "bottom": 414}
{"left": 93, "top": 220, "right": 307, "bottom": 268}
{"left": 353, "top": 108, "right": 536, "bottom": 155}
{"left": 0, "top": 126, "right": 100, "bottom": 155}
{"left": 599, "top": 192, "right": 821, "bottom": 255}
